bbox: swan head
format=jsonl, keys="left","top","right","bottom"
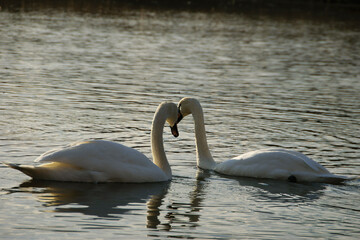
{"left": 170, "top": 97, "right": 196, "bottom": 137}
{"left": 163, "top": 102, "right": 179, "bottom": 138}
{"left": 154, "top": 101, "right": 179, "bottom": 137}
{"left": 176, "top": 97, "right": 201, "bottom": 124}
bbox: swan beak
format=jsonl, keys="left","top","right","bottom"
{"left": 170, "top": 124, "right": 179, "bottom": 138}
{"left": 176, "top": 110, "right": 183, "bottom": 124}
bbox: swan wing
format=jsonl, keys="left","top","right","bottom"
{"left": 259, "top": 148, "right": 329, "bottom": 173}
{"left": 36, "top": 140, "right": 150, "bottom": 166}
{"left": 231, "top": 149, "right": 330, "bottom": 174}
{"left": 34, "top": 140, "right": 168, "bottom": 182}
{"left": 215, "top": 149, "right": 338, "bottom": 182}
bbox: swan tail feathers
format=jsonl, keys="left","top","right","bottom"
{"left": 3, "top": 162, "right": 108, "bottom": 183}
{"left": 4, "top": 163, "right": 37, "bottom": 178}
{"left": 317, "top": 174, "right": 354, "bottom": 184}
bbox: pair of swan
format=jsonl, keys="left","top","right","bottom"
{"left": 5, "top": 98, "right": 350, "bottom": 184}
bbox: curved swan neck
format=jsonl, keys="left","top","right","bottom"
{"left": 151, "top": 104, "right": 172, "bottom": 179}
{"left": 190, "top": 101, "right": 216, "bottom": 170}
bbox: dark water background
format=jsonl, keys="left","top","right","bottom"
{"left": 1, "top": 1, "right": 359, "bottom": 239}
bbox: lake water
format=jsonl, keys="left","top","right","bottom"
{"left": 1, "top": 2, "right": 360, "bottom": 239}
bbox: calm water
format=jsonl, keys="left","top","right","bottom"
{"left": 1, "top": 4, "right": 360, "bottom": 239}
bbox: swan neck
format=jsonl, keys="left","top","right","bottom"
{"left": 192, "top": 104, "right": 216, "bottom": 170}
{"left": 151, "top": 107, "right": 172, "bottom": 179}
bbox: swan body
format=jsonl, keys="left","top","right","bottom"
{"left": 5, "top": 102, "right": 179, "bottom": 183}
{"left": 176, "top": 97, "right": 351, "bottom": 183}
{"left": 215, "top": 149, "right": 349, "bottom": 183}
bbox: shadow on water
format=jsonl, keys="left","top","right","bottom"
{"left": 6, "top": 180, "right": 170, "bottom": 219}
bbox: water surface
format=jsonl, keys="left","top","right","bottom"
{"left": 1, "top": 4, "right": 360, "bottom": 239}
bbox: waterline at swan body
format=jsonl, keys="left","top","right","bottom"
{"left": 175, "top": 97, "right": 351, "bottom": 184}
{"left": 5, "top": 102, "right": 179, "bottom": 183}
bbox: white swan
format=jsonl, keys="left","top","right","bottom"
{"left": 5, "top": 102, "right": 179, "bottom": 183}
{"left": 174, "top": 97, "right": 351, "bottom": 183}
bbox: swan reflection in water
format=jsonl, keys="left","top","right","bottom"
{"left": 8, "top": 180, "right": 170, "bottom": 219}
{"left": 6, "top": 172, "right": 211, "bottom": 231}
{"left": 146, "top": 170, "right": 211, "bottom": 234}
{"left": 231, "top": 175, "right": 327, "bottom": 203}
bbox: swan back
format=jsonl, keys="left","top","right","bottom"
{"left": 232, "top": 149, "right": 330, "bottom": 173}
{"left": 36, "top": 140, "right": 150, "bottom": 168}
